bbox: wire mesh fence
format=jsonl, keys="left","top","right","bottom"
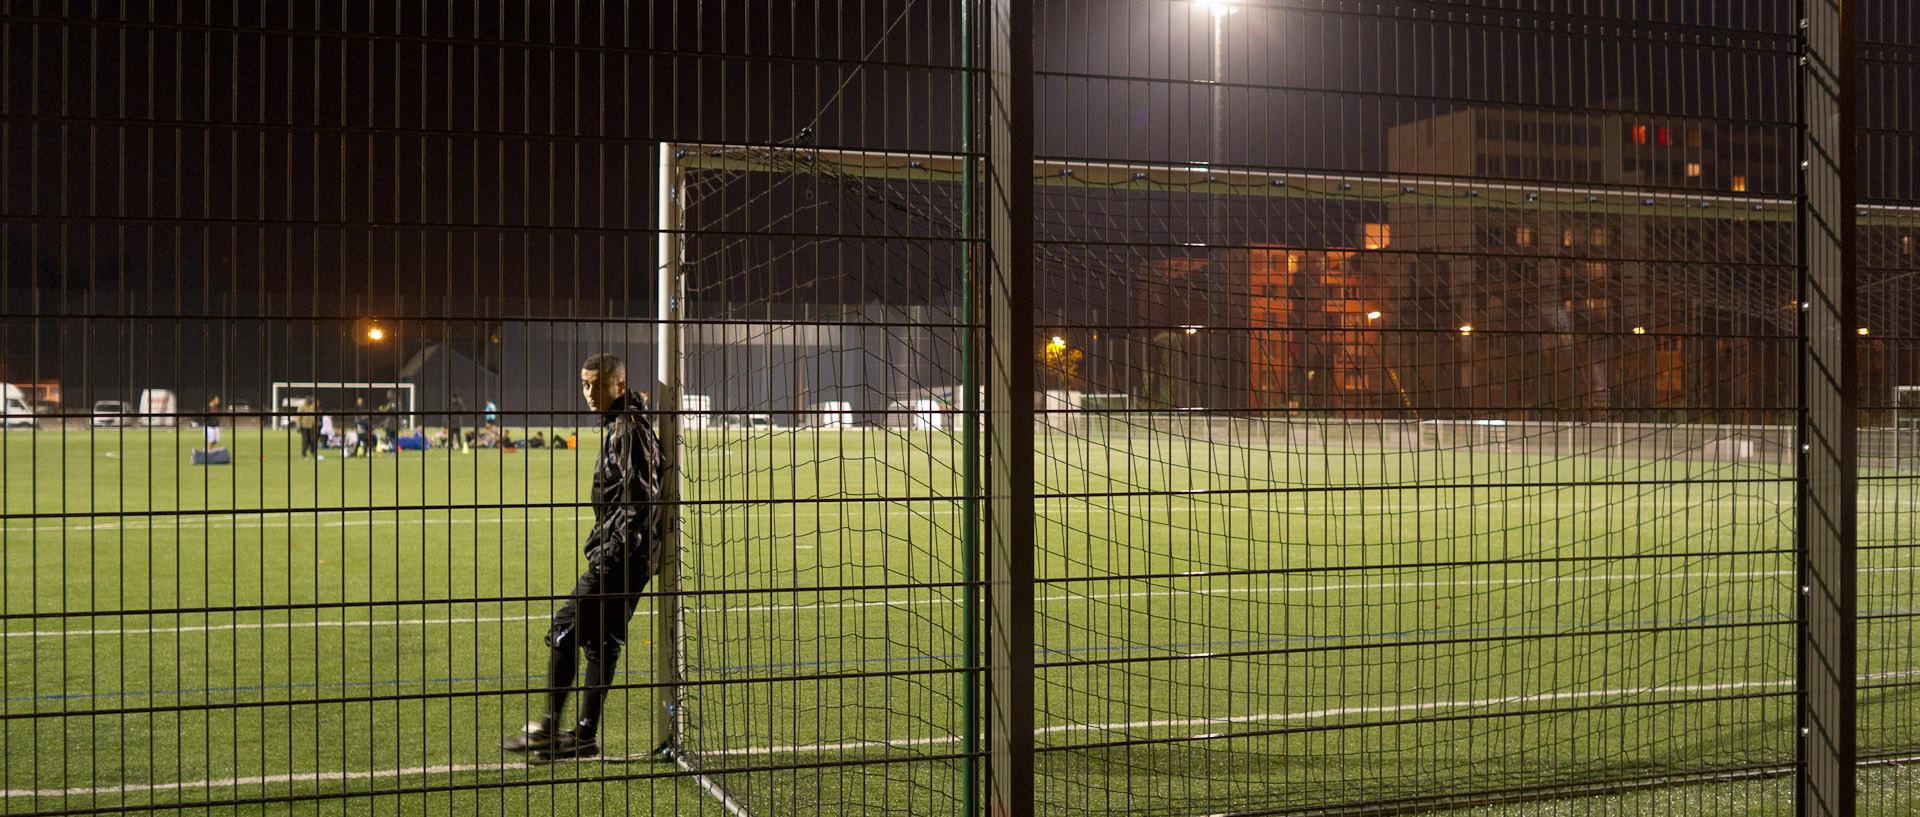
{"left": 2, "top": 1, "right": 1918, "bottom": 815}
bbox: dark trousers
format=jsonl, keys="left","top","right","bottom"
{"left": 299, "top": 427, "right": 319, "bottom": 457}
{"left": 540, "top": 552, "right": 659, "bottom": 737}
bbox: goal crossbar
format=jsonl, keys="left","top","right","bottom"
{"left": 658, "top": 141, "right": 1920, "bottom": 225}
{"left": 268, "top": 382, "right": 417, "bottom": 424}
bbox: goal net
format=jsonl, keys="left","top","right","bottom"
{"left": 663, "top": 141, "right": 1816, "bottom": 814}
{"left": 663, "top": 143, "right": 978, "bottom": 815}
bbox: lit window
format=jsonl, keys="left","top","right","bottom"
{"left": 1514, "top": 226, "right": 1534, "bottom": 245}
{"left": 1590, "top": 227, "right": 1608, "bottom": 246}
{"left": 1363, "top": 223, "right": 1391, "bottom": 250}
{"left": 1902, "top": 236, "right": 1913, "bottom": 255}
{"left": 1562, "top": 227, "right": 1575, "bottom": 247}
{"left": 1631, "top": 125, "right": 1649, "bottom": 144}
{"left": 1731, "top": 175, "right": 1747, "bottom": 192}
{"left": 1686, "top": 129, "right": 1703, "bottom": 148}
{"left": 1685, "top": 162, "right": 1702, "bottom": 178}
{"left": 1657, "top": 127, "right": 1671, "bottom": 145}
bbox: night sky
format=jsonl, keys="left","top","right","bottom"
{"left": 0, "top": 0, "right": 1913, "bottom": 395}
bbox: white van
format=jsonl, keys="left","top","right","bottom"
{"left": 2, "top": 383, "right": 35, "bottom": 428}
{"left": 812, "top": 401, "right": 854, "bottom": 429}
{"left": 138, "top": 389, "right": 180, "bottom": 427}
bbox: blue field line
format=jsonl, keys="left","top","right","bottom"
{"left": 5, "top": 610, "right": 1799, "bottom": 705}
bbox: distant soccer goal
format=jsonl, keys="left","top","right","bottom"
{"left": 267, "top": 381, "right": 415, "bottom": 429}
{"left": 1895, "top": 385, "right": 1920, "bottom": 430}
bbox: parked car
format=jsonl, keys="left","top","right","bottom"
{"left": 92, "top": 400, "right": 132, "bottom": 427}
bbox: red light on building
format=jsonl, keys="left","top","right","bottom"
{"left": 1631, "top": 125, "right": 1648, "bottom": 144}
{"left": 1657, "top": 127, "right": 1671, "bottom": 145}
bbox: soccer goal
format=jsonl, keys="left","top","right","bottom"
{"left": 654, "top": 140, "right": 1821, "bottom": 816}
{"left": 655, "top": 141, "right": 986, "bottom": 814}
{"left": 268, "top": 381, "right": 415, "bottom": 429}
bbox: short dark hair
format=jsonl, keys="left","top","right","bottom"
{"left": 582, "top": 353, "right": 626, "bottom": 379}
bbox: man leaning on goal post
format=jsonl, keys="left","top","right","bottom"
{"left": 501, "top": 353, "right": 670, "bottom": 761}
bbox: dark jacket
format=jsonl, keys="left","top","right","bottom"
{"left": 584, "top": 391, "right": 670, "bottom": 577}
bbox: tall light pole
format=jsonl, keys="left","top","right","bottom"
{"left": 1207, "top": 2, "right": 1235, "bottom": 167}
{"left": 1199, "top": 0, "right": 1237, "bottom": 409}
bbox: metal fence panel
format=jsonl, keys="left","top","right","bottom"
{"left": 4, "top": 2, "right": 1920, "bottom": 816}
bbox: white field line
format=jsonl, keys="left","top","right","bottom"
{"left": 12, "top": 494, "right": 1827, "bottom": 534}
{"left": 3, "top": 567, "right": 1834, "bottom": 639}
{"left": 704, "top": 679, "right": 1807, "bottom": 758}
{"left": 3, "top": 614, "right": 552, "bottom": 638}
{"left": 710, "top": 668, "right": 1920, "bottom": 759}
{"left": 14, "top": 670, "right": 1920, "bottom": 798}
{"left": 0, "top": 761, "right": 530, "bottom": 799}
{"left": 0, "top": 675, "right": 1840, "bottom": 798}
{"left": 16, "top": 513, "right": 597, "bottom": 534}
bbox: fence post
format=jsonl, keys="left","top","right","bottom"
{"left": 1795, "top": 0, "right": 1859, "bottom": 813}
{"left": 985, "top": 0, "right": 1036, "bottom": 813}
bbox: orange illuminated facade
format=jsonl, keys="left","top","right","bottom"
{"left": 1245, "top": 245, "right": 1390, "bottom": 411}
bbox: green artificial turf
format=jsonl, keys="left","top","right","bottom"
{"left": 4, "top": 424, "right": 1918, "bottom": 816}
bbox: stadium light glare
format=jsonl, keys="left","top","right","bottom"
{"left": 1049, "top": 336, "right": 1067, "bottom": 349}
{"left": 367, "top": 327, "right": 384, "bottom": 341}
{"left": 1632, "top": 326, "right": 1647, "bottom": 334}
{"left": 1366, "top": 311, "right": 1382, "bottom": 320}
{"left": 1459, "top": 324, "right": 1473, "bottom": 335}
{"left": 1184, "top": 326, "right": 1200, "bottom": 335}
{"left": 1200, "top": 0, "right": 1240, "bottom": 16}
{"left": 1858, "top": 327, "right": 1870, "bottom": 336}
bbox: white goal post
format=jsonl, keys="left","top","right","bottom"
{"left": 268, "top": 382, "right": 416, "bottom": 428}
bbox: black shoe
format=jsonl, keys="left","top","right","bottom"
{"left": 535, "top": 729, "right": 600, "bottom": 761}
{"left": 501, "top": 721, "right": 556, "bottom": 755}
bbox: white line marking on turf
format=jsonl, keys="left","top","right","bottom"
{"left": 704, "top": 679, "right": 1807, "bottom": 757}
{"left": 3, "top": 614, "right": 552, "bottom": 638}
{"left": 4, "top": 567, "right": 1835, "bottom": 639}
{"left": 15, "top": 494, "right": 1817, "bottom": 534}
{"left": 22, "top": 513, "right": 598, "bottom": 534}
{"left": 0, "top": 762, "right": 529, "bottom": 798}
{"left": 0, "top": 677, "right": 1812, "bottom": 796}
